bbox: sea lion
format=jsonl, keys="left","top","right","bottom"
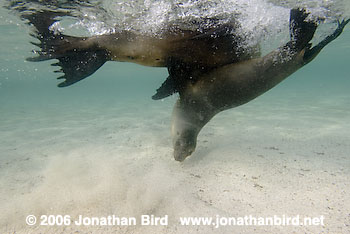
{"left": 20, "top": 8, "right": 349, "bottom": 161}
{"left": 23, "top": 11, "right": 260, "bottom": 94}
{"left": 171, "top": 10, "right": 349, "bottom": 161}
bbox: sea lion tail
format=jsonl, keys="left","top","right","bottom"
{"left": 24, "top": 10, "right": 110, "bottom": 87}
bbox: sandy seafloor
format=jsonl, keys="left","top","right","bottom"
{"left": 1, "top": 11, "right": 350, "bottom": 234}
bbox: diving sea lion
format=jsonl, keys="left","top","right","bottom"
{"left": 19, "top": 7, "right": 348, "bottom": 161}
{"left": 171, "top": 10, "right": 349, "bottom": 161}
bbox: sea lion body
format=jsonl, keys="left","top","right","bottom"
{"left": 93, "top": 22, "right": 259, "bottom": 68}
{"left": 171, "top": 46, "right": 306, "bottom": 161}
{"left": 36, "top": 21, "right": 259, "bottom": 80}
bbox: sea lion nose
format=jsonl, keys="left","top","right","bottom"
{"left": 173, "top": 140, "right": 195, "bottom": 162}
{"left": 174, "top": 151, "right": 187, "bottom": 162}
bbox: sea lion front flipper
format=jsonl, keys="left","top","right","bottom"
{"left": 289, "top": 8, "right": 318, "bottom": 50}
{"left": 152, "top": 75, "right": 176, "bottom": 100}
{"left": 152, "top": 58, "right": 198, "bottom": 100}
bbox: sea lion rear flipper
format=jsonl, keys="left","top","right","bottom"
{"left": 24, "top": 10, "right": 110, "bottom": 87}
{"left": 288, "top": 8, "right": 349, "bottom": 63}
{"left": 303, "top": 19, "right": 350, "bottom": 63}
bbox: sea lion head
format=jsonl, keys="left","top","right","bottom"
{"left": 171, "top": 96, "right": 214, "bottom": 162}
{"left": 173, "top": 128, "right": 198, "bottom": 161}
